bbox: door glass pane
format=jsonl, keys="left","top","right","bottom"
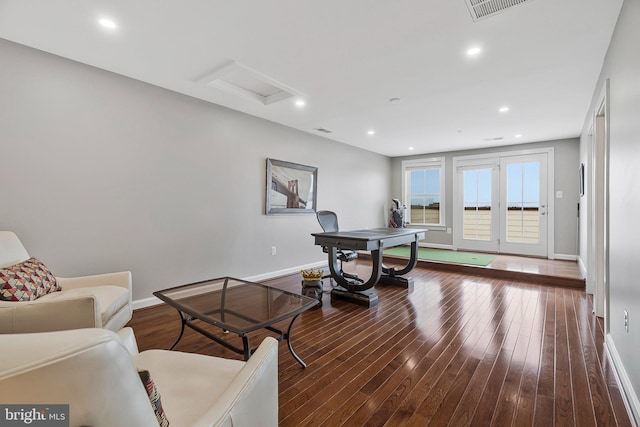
{"left": 463, "top": 168, "right": 491, "bottom": 240}
{"left": 507, "top": 162, "right": 540, "bottom": 243}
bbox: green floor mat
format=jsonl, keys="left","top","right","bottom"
{"left": 384, "top": 246, "right": 496, "bottom": 266}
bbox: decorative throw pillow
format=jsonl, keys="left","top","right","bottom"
{"left": 138, "top": 370, "right": 170, "bottom": 427}
{"left": 0, "top": 257, "right": 61, "bottom": 301}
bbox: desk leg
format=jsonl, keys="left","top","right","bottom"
{"left": 379, "top": 240, "right": 419, "bottom": 290}
{"left": 328, "top": 247, "right": 381, "bottom": 307}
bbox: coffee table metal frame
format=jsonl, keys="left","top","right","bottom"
{"left": 153, "top": 277, "right": 318, "bottom": 368}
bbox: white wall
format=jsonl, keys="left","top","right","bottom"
{"left": 0, "top": 39, "right": 391, "bottom": 301}
{"left": 580, "top": 0, "right": 640, "bottom": 422}
{"left": 391, "top": 138, "right": 580, "bottom": 256}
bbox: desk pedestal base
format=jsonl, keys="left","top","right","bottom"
{"left": 331, "top": 286, "right": 379, "bottom": 307}
{"left": 379, "top": 275, "right": 414, "bottom": 292}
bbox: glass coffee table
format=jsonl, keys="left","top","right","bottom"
{"left": 153, "top": 277, "right": 318, "bottom": 367}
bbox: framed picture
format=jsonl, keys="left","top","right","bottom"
{"left": 266, "top": 158, "right": 318, "bottom": 215}
{"left": 579, "top": 163, "right": 585, "bottom": 197}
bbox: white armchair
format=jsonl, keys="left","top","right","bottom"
{"left": 0, "top": 327, "right": 279, "bottom": 426}
{"left": 0, "top": 231, "right": 132, "bottom": 333}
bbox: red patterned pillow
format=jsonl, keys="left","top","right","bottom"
{"left": 138, "top": 370, "right": 170, "bottom": 427}
{"left": 0, "top": 257, "right": 61, "bottom": 301}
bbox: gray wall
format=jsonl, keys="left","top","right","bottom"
{"left": 0, "top": 39, "right": 391, "bottom": 301}
{"left": 391, "top": 138, "right": 580, "bottom": 256}
{"left": 580, "top": 0, "right": 640, "bottom": 421}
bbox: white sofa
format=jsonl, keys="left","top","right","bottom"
{"left": 0, "top": 327, "right": 279, "bottom": 427}
{"left": 0, "top": 231, "right": 132, "bottom": 333}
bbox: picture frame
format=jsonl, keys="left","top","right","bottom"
{"left": 579, "top": 163, "right": 585, "bottom": 197}
{"left": 266, "top": 158, "right": 318, "bottom": 215}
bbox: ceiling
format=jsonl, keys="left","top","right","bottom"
{"left": 0, "top": 0, "right": 623, "bottom": 157}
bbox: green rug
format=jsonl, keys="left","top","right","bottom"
{"left": 384, "top": 246, "right": 496, "bottom": 266}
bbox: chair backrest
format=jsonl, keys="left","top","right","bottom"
{"left": 0, "top": 231, "right": 30, "bottom": 268}
{"left": 317, "top": 210, "right": 339, "bottom": 233}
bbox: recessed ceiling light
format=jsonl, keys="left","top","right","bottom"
{"left": 515, "top": 134, "right": 522, "bottom": 138}
{"left": 466, "top": 47, "right": 482, "bottom": 56}
{"left": 409, "top": 147, "right": 415, "bottom": 151}
{"left": 367, "top": 130, "right": 375, "bottom": 135}
{"left": 99, "top": 18, "right": 117, "bottom": 29}
{"left": 295, "top": 100, "right": 305, "bottom": 107}
{"left": 499, "top": 106, "right": 510, "bottom": 113}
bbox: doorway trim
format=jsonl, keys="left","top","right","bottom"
{"left": 591, "top": 79, "right": 610, "bottom": 323}
{"left": 452, "top": 147, "right": 555, "bottom": 258}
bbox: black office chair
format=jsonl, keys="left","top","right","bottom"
{"left": 316, "top": 210, "right": 362, "bottom": 283}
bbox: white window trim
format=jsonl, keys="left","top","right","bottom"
{"left": 401, "top": 157, "right": 446, "bottom": 229}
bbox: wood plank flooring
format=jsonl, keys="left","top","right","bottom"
{"left": 128, "top": 260, "right": 631, "bottom": 426}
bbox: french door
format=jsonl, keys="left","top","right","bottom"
{"left": 454, "top": 151, "right": 550, "bottom": 257}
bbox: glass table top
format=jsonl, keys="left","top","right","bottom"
{"left": 153, "top": 277, "right": 318, "bottom": 334}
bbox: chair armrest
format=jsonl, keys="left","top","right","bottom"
{"left": 57, "top": 271, "right": 131, "bottom": 292}
{"left": 193, "top": 336, "right": 279, "bottom": 427}
{"left": 116, "top": 327, "right": 140, "bottom": 356}
{"left": 0, "top": 297, "right": 98, "bottom": 333}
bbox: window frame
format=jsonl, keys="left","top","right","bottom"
{"left": 401, "top": 157, "right": 446, "bottom": 229}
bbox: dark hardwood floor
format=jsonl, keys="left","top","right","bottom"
{"left": 128, "top": 260, "right": 631, "bottom": 426}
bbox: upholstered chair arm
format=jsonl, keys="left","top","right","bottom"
{"left": 192, "top": 336, "right": 279, "bottom": 427}
{"left": 0, "top": 329, "right": 160, "bottom": 427}
{"left": 0, "top": 297, "right": 99, "bottom": 333}
{"left": 56, "top": 271, "right": 132, "bottom": 292}
{"left": 116, "top": 327, "right": 140, "bottom": 356}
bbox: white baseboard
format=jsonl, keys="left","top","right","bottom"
{"left": 577, "top": 255, "right": 587, "bottom": 278}
{"left": 554, "top": 253, "right": 577, "bottom": 261}
{"left": 132, "top": 295, "right": 163, "bottom": 310}
{"left": 131, "top": 260, "right": 328, "bottom": 310}
{"left": 605, "top": 335, "right": 640, "bottom": 426}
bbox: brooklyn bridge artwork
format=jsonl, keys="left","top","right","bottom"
{"left": 266, "top": 158, "right": 317, "bottom": 215}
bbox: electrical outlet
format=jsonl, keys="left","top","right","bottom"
{"left": 271, "top": 246, "right": 277, "bottom": 255}
{"left": 624, "top": 309, "right": 629, "bottom": 333}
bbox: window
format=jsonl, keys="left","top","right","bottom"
{"left": 402, "top": 157, "right": 445, "bottom": 226}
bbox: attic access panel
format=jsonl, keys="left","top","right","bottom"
{"left": 201, "top": 61, "right": 301, "bottom": 105}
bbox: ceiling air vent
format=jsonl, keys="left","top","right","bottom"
{"left": 199, "top": 61, "right": 301, "bottom": 105}
{"left": 465, "top": 0, "right": 534, "bottom": 22}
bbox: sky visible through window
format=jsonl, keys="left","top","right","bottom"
{"left": 463, "top": 162, "right": 540, "bottom": 208}
{"left": 410, "top": 162, "right": 540, "bottom": 209}
{"left": 410, "top": 169, "right": 440, "bottom": 207}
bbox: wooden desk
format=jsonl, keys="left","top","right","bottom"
{"left": 312, "top": 227, "right": 426, "bottom": 307}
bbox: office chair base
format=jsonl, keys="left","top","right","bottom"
{"left": 331, "top": 286, "right": 378, "bottom": 307}
{"left": 342, "top": 271, "right": 363, "bottom": 283}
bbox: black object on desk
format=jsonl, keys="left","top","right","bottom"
{"left": 311, "top": 227, "right": 427, "bottom": 307}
